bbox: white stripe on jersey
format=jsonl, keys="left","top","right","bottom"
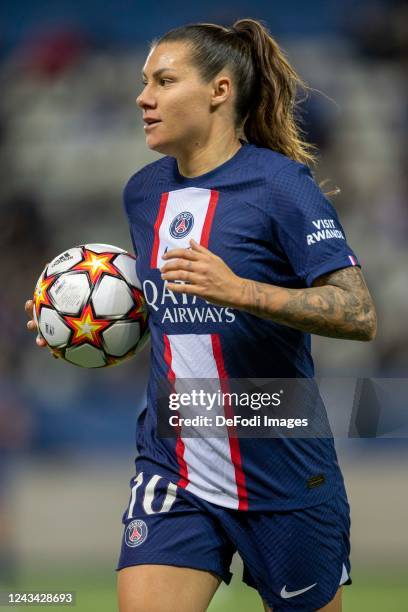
{"left": 152, "top": 187, "right": 214, "bottom": 268}
{"left": 167, "top": 334, "right": 241, "bottom": 509}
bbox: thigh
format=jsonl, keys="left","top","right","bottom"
{"left": 118, "top": 564, "right": 221, "bottom": 612}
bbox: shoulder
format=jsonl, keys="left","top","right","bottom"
{"left": 244, "top": 143, "right": 313, "bottom": 191}
{"left": 123, "top": 156, "right": 173, "bottom": 212}
{"left": 255, "top": 145, "right": 311, "bottom": 183}
{"left": 244, "top": 143, "right": 321, "bottom": 215}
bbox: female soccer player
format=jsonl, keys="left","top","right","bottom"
{"left": 26, "top": 18, "right": 376, "bottom": 612}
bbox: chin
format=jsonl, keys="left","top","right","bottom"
{"left": 147, "top": 143, "right": 167, "bottom": 154}
{"left": 146, "top": 137, "right": 175, "bottom": 156}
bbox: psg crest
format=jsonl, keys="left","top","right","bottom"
{"left": 125, "top": 519, "right": 148, "bottom": 547}
{"left": 169, "top": 211, "right": 194, "bottom": 239}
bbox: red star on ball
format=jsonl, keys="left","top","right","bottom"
{"left": 72, "top": 249, "right": 119, "bottom": 284}
{"left": 64, "top": 304, "right": 111, "bottom": 347}
{"left": 33, "top": 274, "right": 56, "bottom": 317}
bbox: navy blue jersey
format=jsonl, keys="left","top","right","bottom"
{"left": 124, "top": 142, "right": 359, "bottom": 511}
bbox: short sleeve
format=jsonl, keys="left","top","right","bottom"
{"left": 269, "top": 162, "right": 360, "bottom": 286}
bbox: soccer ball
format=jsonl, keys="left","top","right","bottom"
{"left": 33, "top": 243, "right": 149, "bottom": 368}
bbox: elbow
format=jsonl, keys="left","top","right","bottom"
{"left": 359, "top": 307, "right": 377, "bottom": 342}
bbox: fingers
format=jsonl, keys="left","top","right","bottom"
{"left": 26, "top": 298, "right": 38, "bottom": 336}
{"left": 161, "top": 269, "right": 202, "bottom": 284}
{"left": 161, "top": 257, "right": 200, "bottom": 274}
{"left": 26, "top": 318, "right": 47, "bottom": 348}
{"left": 162, "top": 247, "right": 199, "bottom": 261}
{"left": 26, "top": 299, "right": 37, "bottom": 332}
{"left": 27, "top": 320, "right": 37, "bottom": 331}
{"left": 36, "top": 335, "right": 47, "bottom": 348}
{"left": 164, "top": 282, "right": 202, "bottom": 296}
{"left": 25, "top": 299, "right": 34, "bottom": 316}
{"left": 27, "top": 317, "right": 47, "bottom": 347}
{"left": 25, "top": 298, "right": 46, "bottom": 347}
{"left": 189, "top": 239, "right": 208, "bottom": 253}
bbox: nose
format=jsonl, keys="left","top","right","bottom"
{"left": 136, "top": 86, "right": 156, "bottom": 110}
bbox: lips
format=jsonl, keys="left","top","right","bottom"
{"left": 143, "top": 118, "right": 161, "bottom": 132}
{"left": 143, "top": 117, "right": 161, "bottom": 126}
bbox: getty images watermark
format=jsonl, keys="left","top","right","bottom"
{"left": 157, "top": 378, "right": 408, "bottom": 439}
{"left": 167, "top": 389, "right": 308, "bottom": 429}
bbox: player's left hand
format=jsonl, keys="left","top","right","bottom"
{"left": 160, "top": 239, "right": 242, "bottom": 308}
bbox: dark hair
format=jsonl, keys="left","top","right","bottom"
{"left": 153, "top": 18, "right": 318, "bottom": 167}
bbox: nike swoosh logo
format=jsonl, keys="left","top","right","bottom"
{"left": 280, "top": 583, "right": 317, "bottom": 599}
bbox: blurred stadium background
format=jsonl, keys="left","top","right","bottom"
{"left": 0, "top": 0, "right": 407, "bottom": 610}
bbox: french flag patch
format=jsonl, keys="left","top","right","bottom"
{"left": 348, "top": 255, "right": 358, "bottom": 266}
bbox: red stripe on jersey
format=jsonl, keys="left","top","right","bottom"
{"left": 150, "top": 192, "right": 169, "bottom": 268}
{"left": 163, "top": 334, "right": 189, "bottom": 489}
{"left": 200, "top": 190, "right": 219, "bottom": 247}
{"left": 163, "top": 334, "right": 176, "bottom": 382}
{"left": 211, "top": 334, "right": 248, "bottom": 511}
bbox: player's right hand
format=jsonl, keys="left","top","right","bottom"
{"left": 25, "top": 300, "right": 47, "bottom": 347}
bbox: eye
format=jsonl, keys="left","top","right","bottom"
{"left": 159, "top": 78, "right": 173, "bottom": 86}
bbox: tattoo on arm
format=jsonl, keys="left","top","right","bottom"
{"left": 240, "top": 267, "right": 377, "bottom": 341}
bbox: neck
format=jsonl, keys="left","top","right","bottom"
{"left": 176, "top": 130, "right": 242, "bottom": 178}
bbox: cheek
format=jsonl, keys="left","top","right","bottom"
{"left": 166, "top": 90, "right": 209, "bottom": 126}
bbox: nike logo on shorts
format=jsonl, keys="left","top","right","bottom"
{"left": 280, "top": 583, "right": 317, "bottom": 599}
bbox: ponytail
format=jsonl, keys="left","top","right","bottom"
{"left": 156, "top": 19, "right": 339, "bottom": 193}
{"left": 231, "top": 19, "right": 317, "bottom": 167}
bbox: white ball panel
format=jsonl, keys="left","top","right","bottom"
{"left": 92, "top": 276, "right": 133, "bottom": 316}
{"left": 49, "top": 273, "right": 90, "bottom": 315}
{"left": 102, "top": 321, "right": 141, "bottom": 356}
{"left": 39, "top": 308, "right": 71, "bottom": 347}
{"left": 84, "top": 243, "right": 126, "bottom": 254}
{"left": 47, "top": 248, "right": 83, "bottom": 275}
{"left": 113, "top": 253, "right": 141, "bottom": 288}
{"left": 65, "top": 344, "right": 106, "bottom": 368}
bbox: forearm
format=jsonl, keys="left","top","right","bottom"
{"left": 238, "top": 278, "right": 376, "bottom": 341}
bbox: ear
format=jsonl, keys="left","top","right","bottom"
{"left": 210, "top": 74, "right": 233, "bottom": 109}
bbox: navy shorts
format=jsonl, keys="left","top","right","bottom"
{"left": 117, "top": 469, "right": 351, "bottom": 611}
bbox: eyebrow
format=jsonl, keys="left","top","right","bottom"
{"left": 142, "top": 68, "right": 177, "bottom": 79}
